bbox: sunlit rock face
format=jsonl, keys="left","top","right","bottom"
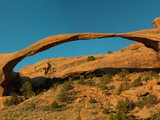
{"left": 0, "top": 18, "right": 160, "bottom": 96}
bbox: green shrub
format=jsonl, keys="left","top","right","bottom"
{"left": 20, "top": 81, "right": 35, "bottom": 99}
{"left": 77, "top": 77, "right": 85, "bottom": 85}
{"left": 116, "top": 84, "right": 124, "bottom": 95}
{"left": 116, "top": 100, "right": 135, "bottom": 113}
{"left": 101, "top": 74, "right": 112, "bottom": 84}
{"left": 108, "top": 51, "right": 113, "bottom": 54}
{"left": 86, "top": 73, "right": 96, "bottom": 79}
{"left": 118, "top": 69, "right": 129, "bottom": 78}
{"left": 142, "top": 75, "right": 152, "bottom": 81}
{"left": 4, "top": 93, "right": 23, "bottom": 107}
{"left": 132, "top": 77, "right": 142, "bottom": 87}
{"left": 85, "top": 79, "right": 95, "bottom": 86}
{"left": 108, "top": 114, "right": 115, "bottom": 120}
{"left": 149, "top": 111, "right": 160, "bottom": 120}
{"left": 87, "top": 56, "right": 95, "bottom": 62}
{"left": 51, "top": 101, "right": 59, "bottom": 108}
{"left": 61, "top": 80, "right": 74, "bottom": 93}
{"left": 102, "top": 108, "right": 110, "bottom": 114}
{"left": 98, "top": 84, "right": 108, "bottom": 90}
{"left": 88, "top": 98, "right": 97, "bottom": 103}
{"left": 108, "top": 85, "right": 115, "bottom": 90}
{"left": 31, "top": 103, "right": 36, "bottom": 109}
{"left": 147, "top": 94, "right": 159, "bottom": 105}
{"left": 136, "top": 99, "right": 146, "bottom": 109}
{"left": 108, "top": 111, "right": 135, "bottom": 120}
{"left": 57, "top": 92, "right": 69, "bottom": 103}
{"left": 136, "top": 94, "right": 159, "bottom": 108}
{"left": 102, "top": 90, "right": 111, "bottom": 96}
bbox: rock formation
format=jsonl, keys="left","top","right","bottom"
{"left": 0, "top": 18, "right": 160, "bottom": 96}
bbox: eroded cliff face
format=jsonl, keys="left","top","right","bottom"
{"left": 0, "top": 18, "right": 160, "bottom": 96}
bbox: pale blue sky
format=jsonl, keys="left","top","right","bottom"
{"left": 0, "top": 0, "right": 159, "bottom": 71}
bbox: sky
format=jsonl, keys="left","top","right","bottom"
{"left": 0, "top": 0, "right": 160, "bottom": 71}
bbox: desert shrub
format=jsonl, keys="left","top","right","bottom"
{"left": 136, "top": 94, "right": 159, "bottom": 108}
{"left": 108, "top": 111, "right": 135, "bottom": 120}
{"left": 98, "top": 84, "right": 108, "bottom": 90}
{"left": 123, "top": 78, "right": 131, "bottom": 82}
{"left": 136, "top": 99, "right": 146, "bottom": 109}
{"left": 87, "top": 56, "right": 95, "bottom": 62}
{"left": 142, "top": 75, "right": 152, "bottom": 81}
{"left": 132, "top": 77, "right": 142, "bottom": 87}
{"left": 86, "top": 73, "right": 96, "bottom": 79}
{"left": 124, "top": 83, "right": 131, "bottom": 90}
{"left": 102, "top": 108, "right": 110, "bottom": 114}
{"left": 31, "top": 103, "right": 36, "bottom": 109}
{"left": 88, "top": 98, "right": 97, "bottom": 103}
{"left": 108, "top": 51, "right": 113, "bottom": 54}
{"left": 57, "top": 92, "right": 70, "bottom": 103}
{"left": 102, "top": 90, "right": 111, "bottom": 96}
{"left": 61, "top": 80, "right": 74, "bottom": 93}
{"left": 101, "top": 74, "right": 112, "bottom": 84}
{"left": 148, "top": 111, "right": 160, "bottom": 120}
{"left": 116, "top": 84, "right": 124, "bottom": 95}
{"left": 77, "top": 77, "right": 86, "bottom": 85}
{"left": 4, "top": 93, "right": 23, "bottom": 107}
{"left": 116, "top": 100, "right": 135, "bottom": 113}
{"left": 147, "top": 94, "right": 159, "bottom": 105}
{"left": 108, "top": 85, "right": 115, "bottom": 90}
{"left": 20, "top": 81, "right": 35, "bottom": 99}
{"left": 85, "top": 79, "right": 95, "bottom": 86}
{"left": 51, "top": 101, "right": 59, "bottom": 108}
{"left": 118, "top": 69, "right": 129, "bottom": 78}
{"left": 108, "top": 114, "right": 115, "bottom": 120}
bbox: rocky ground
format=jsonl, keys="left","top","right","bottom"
{"left": 1, "top": 70, "right": 160, "bottom": 120}
{"left": 1, "top": 42, "right": 160, "bottom": 120}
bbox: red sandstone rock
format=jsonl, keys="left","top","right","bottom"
{"left": 0, "top": 18, "right": 160, "bottom": 96}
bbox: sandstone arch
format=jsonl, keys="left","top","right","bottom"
{"left": 0, "top": 18, "right": 160, "bottom": 96}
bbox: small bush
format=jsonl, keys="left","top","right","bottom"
{"left": 31, "top": 103, "right": 36, "bottom": 109}
{"left": 77, "top": 77, "right": 85, "bottom": 85}
{"left": 103, "top": 90, "right": 111, "bottom": 96}
{"left": 132, "top": 77, "right": 142, "bottom": 87}
{"left": 149, "top": 111, "right": 160, "bottom": 120}
{"left": 61, "top": 80, "right": 74, "bottom": 93}
{"left": 98, "top": 84, "right": 108, "bottom": 90}
{"left": 101, "top": 74, "right": 112, "bottom": 84}
{"left": 4, "top": 93, "right": 23, "bottom": 107}
{"left": 86, "top": 73, "right": 96, "bottom": 79}
{"left": 147, "top": 94, "right": 159, "bottom": 105}
{"left": 108, "top": 51, "right": 113, "bottom": 54}
{"left": 116, "top": 84, "right": 124, "bottom": 95}
{"left": 108, "top": 111, "right": 135, "bottom": 120}
{"left": 20, "top": 81, "right": 35, "bottom": 99}
{"left": 87, "top": 56, "right": 95, "bottom": 62}
{"left": 136, "top": 99, "right": 146, "bottom": 109}
{"left": 88, "top": 98, "right": 97, "bottom": 103}
{"left": 57, "top": 92, "right": 69, "bottom": 103}
{"left": 118, "top": 69, "right": 129, "bottom": 78}
{"left": 108, "top": 85, "right": 115, "bottom": 90}
{"left": 116, "top": 100, "right": 135, "bottom": 113}
{"left": 51, "top": 101, "right": 59, "bottom": 108}
{"left": 85, "top": 79, "right": 95, "bottom": 86}
{"left": 102, "top": 108, "right": 110, "bottom": 114}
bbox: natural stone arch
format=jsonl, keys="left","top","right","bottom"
{"left": 0, "top": 18, "right": 160, "bottom": 96}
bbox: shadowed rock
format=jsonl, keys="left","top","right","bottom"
{"left": 0, "top": 18, "right": 160, "bottom": 96}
